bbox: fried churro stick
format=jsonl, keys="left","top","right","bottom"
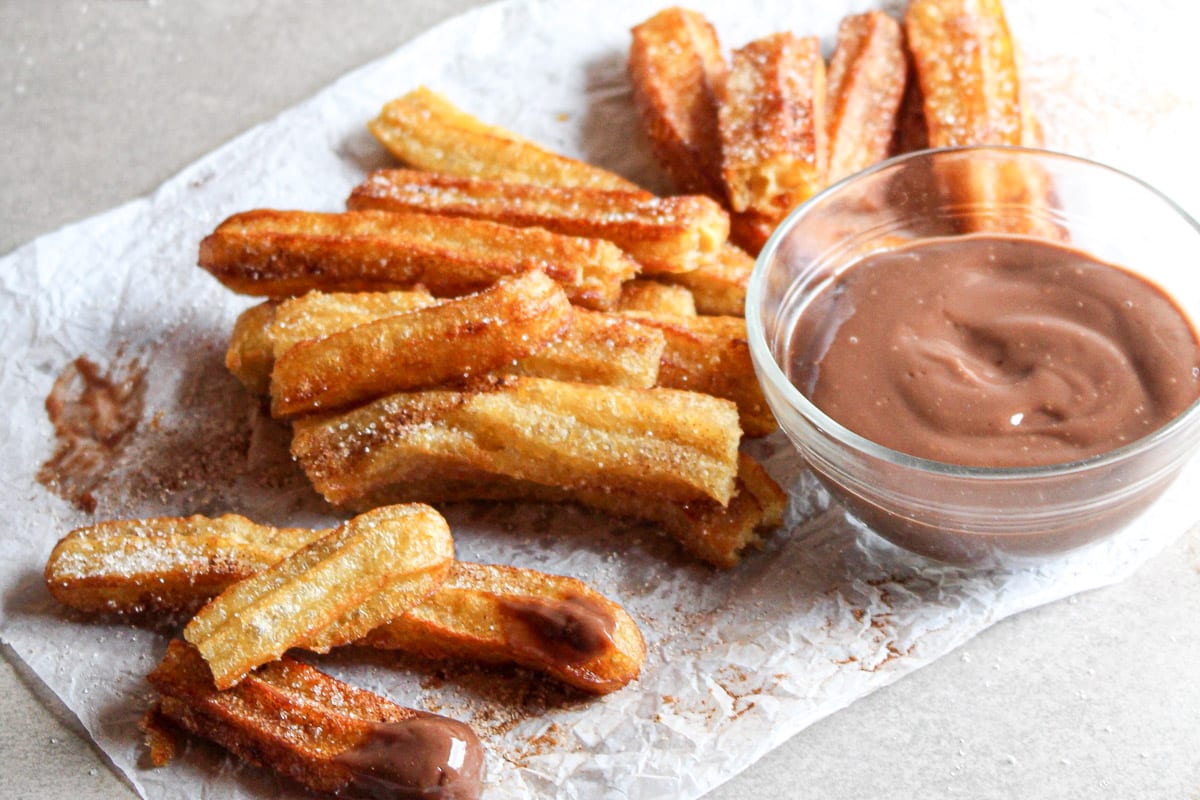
{"left": 226, "top": 290, "right": 439, "bottom": 396}
{"left": 365, "top": 562, "right": 645, "bottom": 694}
{"left": 228, "top": 298, "right": 664, "bottom": 394}
{"left": 47, "top": 516, "right": 647, "bottom": 693}
{"left": 906, "top": 0, "right": 1054, "bottom": 235}
{"left": 146, "top": 640, "right": 486, "bottom": 798}
{"left": 727, "top": 210, "right": 778, "bottom": 257}
{"left": 826, "top": 11, "right": 907, "bottom": 183}
{"left": 225, "top": 301, "right": 280, "bottom": 397}
{"left": 269, "top": 270, "right": 570, "bottom": 418}
{"left": 662, "top": 241, "right": 755, "bottom": 314}
{"left": 719, "top": 33, "right": 828, "bottom": 217}
{"left": 139, "top": 709, "right": 181, "bottom": 767}
{"left": 44, "top": 514, "right": 325, "bottom": 616}
{"left": 184, "top": 504, "right": 453, "bottom": 689}
{"left": 292, "top": 375, "right": 741, "bottom": 510}
{"left": 560, "top": 453, "right": 785, "bottom": 568}
{"left": 507, "top": 309, "right": 665, "bottom": 388}
{"left": 198, "top": 209, "right": 638, "bottom": 310}
{"left": 624, "top": 312, "right": 775, "bottom": 436}
{"left": 906, "top": 0, "right": 1022, "bottom": 149}
{"left": 627, "top": 7, "right": 728, "bottom": 200}
{"left": 369, "top": 86, "right": 639, "bottom": 191}
{"left": 330, "top": 453, "right": 784, "bottom": 569}
{"left": 616, "top": 279, "right": 697, "bottom": 316}
{"left": 348, "top": 169, "right": 727, "bottom": 275}
{"left": 269, "top": 286, "right": 437, "bottom": 357}
{"left": 889, "top": 49, "right": 929, "bottom": 156}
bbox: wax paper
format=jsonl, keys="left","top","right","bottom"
{"left": 2, "top": 1, "right": 1199, "bottom": 798}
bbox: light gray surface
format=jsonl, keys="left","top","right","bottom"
{"left": 2, "top": 2, "right": 1198, "bottom": 799}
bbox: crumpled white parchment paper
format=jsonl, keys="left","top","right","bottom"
{"left": 2, "top": 1, "right": 1199, "bottom": 798}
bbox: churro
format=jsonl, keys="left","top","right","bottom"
{"left": 627, "top": 7, "right": 728, "bottom": 200}
{"left": 348, "top": 169, "right": 727, "bottom": 274}
{"left": 44, "top": 514, "right": 324, "bottom": 616}
{"left": 269, "top": 270, "right": 570, "bottom": 417}
{"left": 624, "top": 311, "right": 776, "bottom": 436}
{"left": 309, "top": 453, "right": 785, "bottom": 569}
{"left": 224, "top": 301, "right": 280, "bottom": 397}
{"left": 369, "top": 86, "right": 639, "bottom": 191}
{"left": 146, "top": 640, "right": 485, "bottom": 798}
{"left": 719, "top": 33, "right": 828, "bottom": 217}
{"left": 199, "top": 209, "right": 637, "bottom": 310}
{"left": 906, "top": 0, "right": 1054, "bottom": 235}
{"left": 228, "top": 298, "right": 665, "bottom": 394}
{"left": 661, "top": 241, "right": 755, "bottom": 314}
{"left": 365, "top": 561, "right": 645, "bottom": 694}
{"left": 506, "top": 309, "right": 665, "bottom": 389}
{"left": 291, "top": 376, "right": 742, "bottom": 512}
{"left": 184, "top": 504, "right": 453, "bottom": 689}
{"left": 268, "top": 286, "right": 437, "bottom": 357}
{"left": 47, "top": 519, "right": 647, "bottom": 693}
{"left": 616, "top": 279, "right": 697, "bottom": 316}
{"left": 826, "top": 11, "right": 907, "bottom": 182}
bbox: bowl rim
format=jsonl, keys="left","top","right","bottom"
{"left": 745, "top": 144, "right": 1200, "bottom": 481}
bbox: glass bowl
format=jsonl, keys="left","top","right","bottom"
{"left": 747, "top": 146, "right": 1200, "bottom": 566}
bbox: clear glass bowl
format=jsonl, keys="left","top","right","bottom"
{"left": 747, "top": 146, "right": 1200, "bottom": 566}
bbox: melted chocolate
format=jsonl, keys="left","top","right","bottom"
{"left": 332, "top": 713, "right": 485, "bottom": 800}
{"left": 788, "top": 234, "right": 1200, "bottom": 467}
{"left": 37, "top": 355, "right": 146, "bottom": 511}
{"left": 498, "top": 593, "right": 616, "bottom": 664}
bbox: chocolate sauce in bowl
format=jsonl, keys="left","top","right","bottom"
{"left": 788, "top": 234, "right": 1200, "bottom": 467}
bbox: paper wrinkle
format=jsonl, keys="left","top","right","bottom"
{"left": 3, "top": 1, "right": 1200, "bottom": 798}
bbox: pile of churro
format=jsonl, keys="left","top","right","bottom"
{"left": 630, "top": 0, "right": 1046, "bottom": 252}
{"left": 210, "top": 85, "right": 789, "bottom": 568}
{"left": 43, "top": 0, "right": 1051, "bottom": 795}
{"left": 46, "top": 505, "right": 648, "bottom": 797}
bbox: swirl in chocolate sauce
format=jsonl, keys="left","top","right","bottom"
{"left": 788, "top": 234, "right": 1200, "bottom": 467}
{"left": 332, "top": 712, "right": 485, "bottom": 800}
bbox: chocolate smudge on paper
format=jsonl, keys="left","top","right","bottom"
{"left": 93, "top": 332, "right": 319, "bottom": 522}
{"left": 37, "top": 355, "right": 147, "bottom": 512}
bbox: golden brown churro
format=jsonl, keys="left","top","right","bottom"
{"left": 365, "top": 561, "right": 645, "bottom": 694}
{"left": 616, "top": 279, "right": 698, "bottom": 317}
{"left": 291, "top": 376, "right": 742, "bottom": 511}
{"left": 369, "top": 85, "right": 639, "bottom": 191}
{"left": 624, "top": 311, "right": 776, "bottom": 436}
{"left": 719, "top": 33, "right": 828, "bottom": 218}
{"left": 906, "top": 0, "right": 1055, "bottom": 235}
{"left": 825, "top": 11, "right": 907, "bottom": 182}
{"left": 47, "top": 517, "right": 647, "bottom": 693}
{"left": 905, "top": 0, "right": 1023, "bottom": 149}
{"left": 199, "top": 209, "right": 638, "bottom": 309}
{"left": 183, "top": 504, "right": 453, "bottom": 689}
{"left": 506, "top": 308, "right": 666, "bottom": 389}
{"left": 268, "top": 286, "right": 438, "bottom": 357}
{"left": 268, "top": 270, "right": 571, "bottom": 417}
{"left": 348, "top": 169, "right": 727, "bottom": 274}
{"left": 228, "top": 298, "right": 665, "bottom": 395}
{"left": 44, "top": 514, "right": 325, "bottom": 616}
{"left": 628, "top": 7, "right": 728, "bottom": 200}
{"left": 662, "top": 242, "right": 755, "bottom": 314}
{"left": 308, "top": 453, "right": 785, "bottom": 569}
{"left": 146, "top": 640, "right": 486, "bottom": 798}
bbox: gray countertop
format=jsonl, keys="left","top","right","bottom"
{"left": 2, "top": 2, "right": 1198, "bottom": 798}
